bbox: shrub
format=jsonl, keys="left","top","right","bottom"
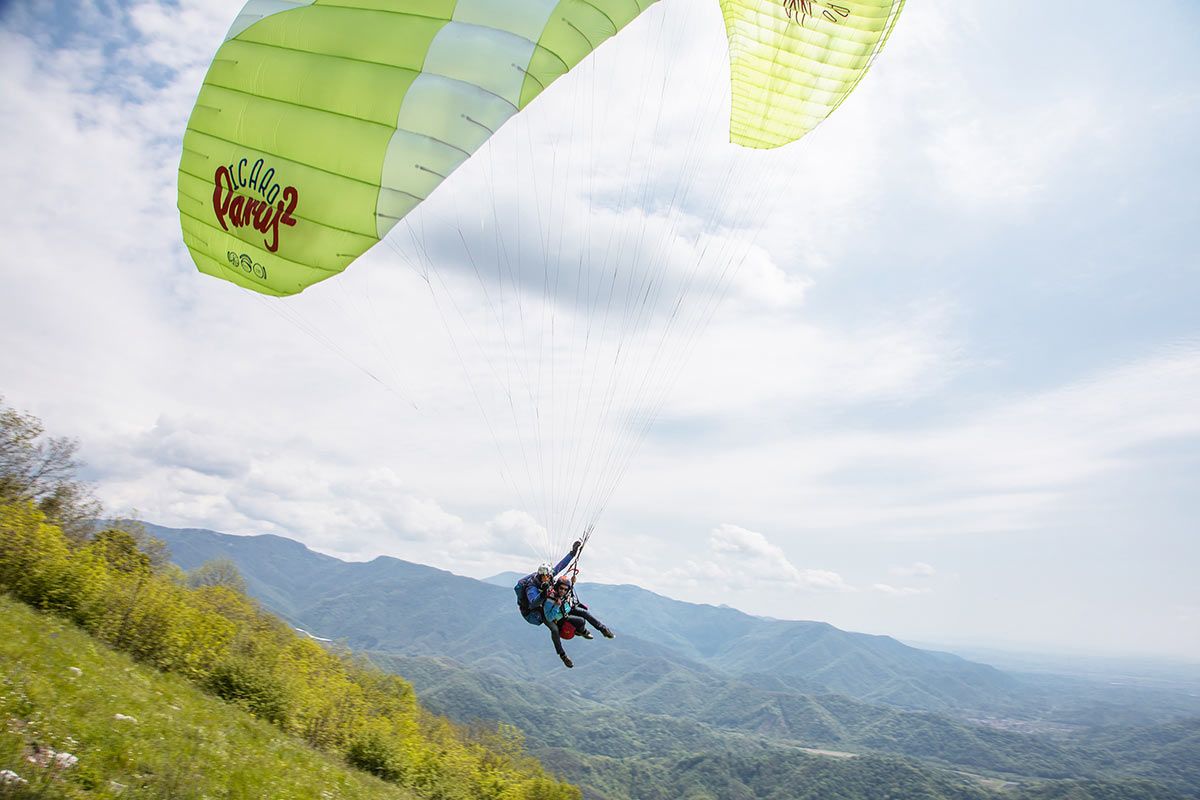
{"left": 206, "top": 655, "right": 290, "bottom": 724}
{"left": 347, "top": 731, "right": 406, "bottom": 781}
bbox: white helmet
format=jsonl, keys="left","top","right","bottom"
{"left": 536, "top": 563, "right": 552, "bottom": 578}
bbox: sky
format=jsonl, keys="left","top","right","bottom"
{"left": 1, "top": 0, "right": 1198, "bottom": 661}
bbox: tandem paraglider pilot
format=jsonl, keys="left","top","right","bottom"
{"left": 513, "top": 541, "right": 614, "bottom": 668}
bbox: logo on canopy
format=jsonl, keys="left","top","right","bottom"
{"left": 212, "top": 157, "right": 299, "bottom": 254}
{"left": 226, "top": 251, "right": 268, "bottom": 281}
{"left": 781, "top": 0, "right": 850, "bottom": 24}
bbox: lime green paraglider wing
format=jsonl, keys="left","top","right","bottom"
{"left": 724, "top": 0, "right": 905, "bottom": 148}
{"left": 177, "top": 0, "right": 903, "bottom": 297}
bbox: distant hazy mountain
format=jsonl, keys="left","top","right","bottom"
{"left": 146, "top": 522, "right": 1200, "bottom": 799}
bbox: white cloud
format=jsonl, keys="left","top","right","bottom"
{"left": 134, "top": 416, "right": 251, "bottom": 479}
{"left": 484, "top": 510, "right": 550, "bottom": 561}
{"left": 664, "top": 295, "right": 965, "bottom": 419}
{"left": 873, "top": 583, "right": 930, "bottom": 597}
{"left": 666, "top": 524, "right": 853, "bottom": 592}
{"left": 926, "top": 96, "right": 1104, "bottom": 210}
{"left": 627, "top": 343, "right": 1200, "bottom": 543}
{"left": 88, "top": 412, "right": 476, "bottom": 562}
{"left": 890, "top": 562, "right": 936, "bottom": 578}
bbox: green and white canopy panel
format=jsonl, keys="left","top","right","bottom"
{"left": 178, "top": 0, "right": 904, "bottom": 296}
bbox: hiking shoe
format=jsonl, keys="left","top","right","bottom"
{"left": 578, "top": 628, "right": 594, "bottom": 639}
{"left": 560, "top": 653, "right": 574, "bottom": 668}
{"left": 600, "top": 626, "right": 615, "bottom": 639}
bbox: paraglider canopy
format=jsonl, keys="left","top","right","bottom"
{"left": 177, "top": 0, "right": 905, "bottom": 565}
{"left": 178, "top": 0, "right": 904, "bottom": 297}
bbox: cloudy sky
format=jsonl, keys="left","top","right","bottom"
{"left": 2, "top": 0, "right": 1198, "bottom": 661}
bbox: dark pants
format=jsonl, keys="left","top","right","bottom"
{"left": 546, "top": 608, "right": 607, "bottom": 657}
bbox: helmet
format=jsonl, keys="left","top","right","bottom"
{"left": 536, "top": 564, "right": 552, "bottom": 579}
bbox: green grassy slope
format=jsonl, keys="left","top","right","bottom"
{"left": 0, "top": 594, "right": 413, "bottom": 799}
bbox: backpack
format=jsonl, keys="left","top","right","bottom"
{"left": 514, "top": 575, "right": 542, "bottom": 616}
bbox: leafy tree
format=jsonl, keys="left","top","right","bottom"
{"left": 0, "top": 395, "right": 99, "bottom": 540}
{"left": 188, "top": 557, "right": 248, "bottom": 594}
{"left": 88, "top": 527, "right": 153, "bottom": 575}
{"left": 105, "top": 517, "right": 170, "bottom": 570}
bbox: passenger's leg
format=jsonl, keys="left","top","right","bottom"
{"left": 574, "top": 608, "right": 614, "bottom": 638}
{"left": 545, "top": 620, "right": 572, "bottom": 667}
{"left": 564, "top": 614, "right": 591, "bottom": 637}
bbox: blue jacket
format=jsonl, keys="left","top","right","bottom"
{"left": 543, "top": 597, "right": 572, "bottom": 625}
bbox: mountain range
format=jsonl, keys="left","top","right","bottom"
{"left": 145, "top": 522, "right": 1200, "bottom": 799}
{"left": 152, "top": 525, "right": 1035, "bottom": 713}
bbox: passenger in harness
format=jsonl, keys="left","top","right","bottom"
{"left": 513, "top": 541, "right": 580, "bottom": 626}
{"left": 542, "top": 576, "right": 614, "bottom": 669}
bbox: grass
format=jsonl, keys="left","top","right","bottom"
{"left": 0, "top": 594, "right": 415, "bottom": 799}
